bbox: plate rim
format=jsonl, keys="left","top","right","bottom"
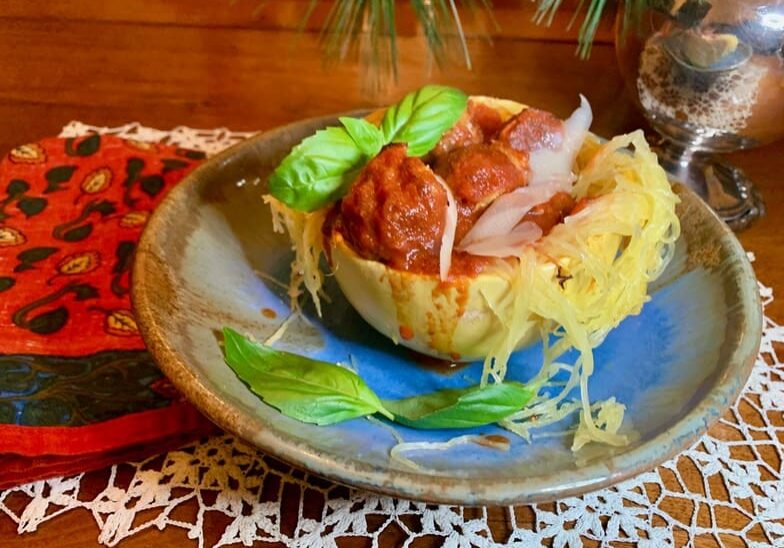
{"left": 132, "top": 114, "right": 763, "bottom": 506}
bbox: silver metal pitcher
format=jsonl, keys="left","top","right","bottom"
{"left": 615, "top": 0, "right": 784, "bottom": 230}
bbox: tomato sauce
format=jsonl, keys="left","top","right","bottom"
{"left": 399, "top": 325, "right": 415, "bottom": 340}
{"left": 570, "top": 196, "right": 593, "bottom": 216}
{"left": 522, "top": 191, "right": 575, "bottom": 235}
{"left": 470, "top": 101, "right": 506, "bottom": 140}
{"left": 408, "top": 350, "right": 470, "bottom": 374}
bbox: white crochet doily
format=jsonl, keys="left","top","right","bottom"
{"left": 0, "top": 122, "right": 782, "bottom": 547}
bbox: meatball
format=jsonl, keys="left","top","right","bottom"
{"left": 431, "top": 110, "right": 482, "bottom": 159}
{"left": 434, "top": 143, "right": 528, "bottom": 242}
{"left": 430, "top": 100, "right": 505, "bottom": 159}
{"left": 497, "top": 108, "right": 564, "bottom": 153}
{"left": 339, "top": 144, "right": 447, "bottom": 272}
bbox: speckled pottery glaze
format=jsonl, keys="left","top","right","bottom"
{"left": 132, "top": 113, "right": 762, "bottom": 506}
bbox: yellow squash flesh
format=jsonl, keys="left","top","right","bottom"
{"left": 331, "top": 231, "right": 546, "bottom": 361}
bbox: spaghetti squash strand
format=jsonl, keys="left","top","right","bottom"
{"left": 263, "top": 195, "right": 327, "bottom": 316}
{"left": 498, "top": 130, "right": 679, "bottom": 449}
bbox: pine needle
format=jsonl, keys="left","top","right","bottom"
{"left": 255, "top": 0, "right": 645, "bottom": 80}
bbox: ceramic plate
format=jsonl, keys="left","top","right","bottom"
{"left": 132, "top": 113, "right": 762, "bottom": 505}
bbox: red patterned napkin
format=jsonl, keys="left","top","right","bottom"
{"left": 0, "top": 135, "right": 217, "bottom": 488}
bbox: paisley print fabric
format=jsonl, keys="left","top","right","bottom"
{"left": 0, "top": 135, "right": 215, "bottom": 486}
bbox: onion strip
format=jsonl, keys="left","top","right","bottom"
{"left": 460, "top": 221, "right": 542, "bottom": 258}
{"left": 529, "top": 94, "right": 593, "bottom": 187}
{"left": 435, "top": 174, "right": 458, "bottom": 281}
{"left": 457, "top": 183, "right": 559, "bottom": 252}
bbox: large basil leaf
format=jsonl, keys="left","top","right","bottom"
{"left": 267, "top": 127, "right": 365, "bottom": 212}
{"left": 222, "top": 327, "right": 392, "bottom": 425}
{"left": 223, "top": 327, "right": 534, "bottom": 430}
{"left": 383, "top": 382, "right": 534, "bottom": 429}
{"left": 380, "top": 85, "right": 468, "bottom": 157}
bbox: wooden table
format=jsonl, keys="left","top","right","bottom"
{"left": 1, "top": 1, "right": 781, "bottom": 546}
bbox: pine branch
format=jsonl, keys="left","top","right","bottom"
{"left": 256, "top": 0, "right": 648, "bottom": 80}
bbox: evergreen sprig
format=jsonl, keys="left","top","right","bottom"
{"left": 257, "top": 1, "right": 655, "bottom": 79}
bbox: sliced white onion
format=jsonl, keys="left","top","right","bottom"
{"left": 534, "top": 172, "right": 577, "bottom": 193}
{"left": 529, "top": 94, "right": 592, "bottom": 187}
{"left": 435, "top": 174, "right": 457, "bottom": 281}
{"left": 457, "top": 182, "right": 562, "bottom": 250}
{"left": 459, "top": 221, "right": 542, "bottom": 258}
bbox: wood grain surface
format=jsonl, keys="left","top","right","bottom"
{"left": 0, "top": 1, "right": 781, "bottom": 546}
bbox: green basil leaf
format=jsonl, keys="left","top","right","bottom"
{"left": 267, "top": 127, "right": 365, "bottom": 212}
{"left": 222, "top": 327, "right": 392, "bottom": 425}
{"left": 380, "top": 85, "right": 468, "bottom": 157}
{"left": 383, "top": 382, "right": 534, "bottom": 429}
{"left": 339, "top": 117, "right": 384, "bottom": 158}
